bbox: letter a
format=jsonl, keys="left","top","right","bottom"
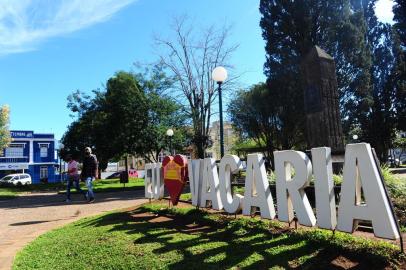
{"left": 337, "top": 143, "right": 399, "bottom": 239}
{"left": 242, "top": 154, "right": 276, "bottom": 219}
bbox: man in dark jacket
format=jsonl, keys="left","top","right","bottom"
{"left": 81, "top": 147, "right": 98, "bottom": 203}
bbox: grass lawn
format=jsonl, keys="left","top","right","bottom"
{"left": 0, "top": 178, "right": 144, "bottom": 200}
{"left": 13, "top": 202, "right": 405, "bottom": 270}
{"left": 0, "top": 187, "right": 21, "bottom": 200}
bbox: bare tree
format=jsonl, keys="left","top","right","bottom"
{"left": 155, "top": 17, "right": 238, "bottom": 158}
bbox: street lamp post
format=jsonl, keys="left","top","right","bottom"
{"left": 212, "top": 66, "right": 228, "bottom": 158}
{"left": 166, "top": 128, "right": 174, "bottom": 155}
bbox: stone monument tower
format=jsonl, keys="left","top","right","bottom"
{"left": 301, "top": 46, "right": 344, "bottom": 153}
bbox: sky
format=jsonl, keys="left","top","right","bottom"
{"left": 0, "top": 0, "right": 395, "bottom": 140}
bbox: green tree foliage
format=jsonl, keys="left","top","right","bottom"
{"left": 63, "top": 89, "right": 116, "bottom": 171}
{"left": 134, "top": 65, "right": 190, "bottom": 162}
{"left": 103, "top": 71, "right": 148, "bottom": 157}
{"left": 258, "top": 0, "right": 405, "bottom": 161}
{"left": 353, "top": 2, "right": 398, "bottom": 159}
{"left": 62, "top": 69, "right": 187, "bottom": 168}
{"left": 229, "top": 83, "right": 305, "bottom": 165}
{"left": 393, "top": 0, "right": 406, "bottom": 49}
{"left": 0, "top": 105, "right": 11, "bottom": 152}
{"left": 392, "top": 0, "right": 406, "bottom": 131}
{"left": 259, "top": 0, "right": 371, "bottom": 149}
{"left": 349, "top": 1, "right": 405, "bottom": 160}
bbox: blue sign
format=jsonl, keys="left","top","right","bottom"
{"left": 10, "top": 131, "right": 34, "bottom": 138}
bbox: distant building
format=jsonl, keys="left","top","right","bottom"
{"left": 0, "top": 130, "right": 58, "bottom": 183}
{"left": 206, "top": 121, "right": 237, "bottom": 160}
{"left": 388, "top": 131, "right": 406, "bottom": 165}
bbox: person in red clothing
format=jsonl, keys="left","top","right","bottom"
{"left": 65, "top": 154, "right": 86, "bottom": 202}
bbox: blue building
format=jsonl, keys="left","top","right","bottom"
{"left": 0, "top": 131, "right": 58, "bottom": 184}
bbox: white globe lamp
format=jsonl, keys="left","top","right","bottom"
{"left": 212, "top": 66, "right": 228, "bottom": 83}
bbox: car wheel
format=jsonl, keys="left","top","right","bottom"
{"left": 16, "top": 182, "right": 22, "bottom": 187}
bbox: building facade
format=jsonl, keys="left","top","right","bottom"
{"left": 206, "top": 121, "right": 237, "bottom": 160}
{"left": 0, "top": 131, "right": 58, "bottom": 183}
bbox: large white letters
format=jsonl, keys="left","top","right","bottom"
{"left": 188, "top": 159, "right": 204, "bottom": 206}
{"left": 219, "top": 155, "right": 243, "bottom": 213}
{"left": 144, "top": 163, "right": 154, "bottom": 199}
{"left": 337, "top": 143, "right": 400, "bottom": 239}
{"left": 145, "top": 163, "right": 164, "bottom": 200}
{"left": 144, "top": 143, "right": 400, "bottom": 240}
{"left": 200, "top": 158, "right": 223, "bottom": 210}
{"left": 242, "top": 154, "right": 276, "bottom": 219}
{"left": 311, "top": 147, "right": 337, "bottom": 230}
{"left": 274, "top": 150, "right": 316, "bottom": 226}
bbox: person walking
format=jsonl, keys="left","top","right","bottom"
{"left": 65, "top": 154, "right": 86, "bottom": 203}
{"left": 80, "top": 147, "right": 98, "bottom": 203}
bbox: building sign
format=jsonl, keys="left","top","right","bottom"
{"left": 162, "top": 155, "right": 188, "bottom": 205}
{"left": 145, "top": 143, "right": 400, "bottom": 240}
{"left": 0, "top": 164, "right": 29, "bottom": 170}
{"left": 10, "top": 131, "right": 34, "bottom": 138}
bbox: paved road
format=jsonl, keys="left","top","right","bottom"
{"left": 0, "top": 190, "right": 147, "bottom": 270}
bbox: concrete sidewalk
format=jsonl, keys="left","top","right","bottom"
{"left": 0, "top": 190, "right": 146, "bottom": 270}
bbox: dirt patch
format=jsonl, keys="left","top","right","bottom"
{"left": 331, "top": 255, "right": 359, "bottom": 269}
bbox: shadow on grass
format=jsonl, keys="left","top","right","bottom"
{"left": 78, "top": 206, "right": 391, "bottom": 270}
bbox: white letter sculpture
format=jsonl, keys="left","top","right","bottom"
{"left": 219, "top": 155, "right": 243, "bottom": 213}
{"left": 311, "top": 147, "right": 337, "bottom": 230}
{"left": 337, "top": 143, "right": 400, "bottom": 239}
{"left": 144, "top": 163, "right": 154, "bottom": 199}
{"left": 144, "top": 162, "right": 164, "bottom": 199}
{"left": 242, "top": 154, "right": 276, "bottom": 219}
{"left": 188, "top": 159, "right": 204, "bottom": 207}
{"left": 274, "top": 150, "right": 316, "bottom": 226}
{"left": 200, "top": 158, "right": 223, "bottom": 210}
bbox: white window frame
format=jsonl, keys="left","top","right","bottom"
{"left": 5, "top": 143, "right": 26, "bottom": 157}
{"left": 39, "top": 143, "right": 49, "bottom": 158}
{"left": 40, "top": 166, "right": 48, "bottom": 179}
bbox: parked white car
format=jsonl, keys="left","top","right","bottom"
{"left": 0, "top": 173, "right": 32, "bottom": 186}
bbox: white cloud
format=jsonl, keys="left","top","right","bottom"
{"left": 375, "top": 0, "right": 394, "bottom": 24}
{"left": 0, "top": 0, "right": 136, "bottom": 56}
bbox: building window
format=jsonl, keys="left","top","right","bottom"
{"left": 39, "top": 144, "right": 49, "bottom": 158}
{"left": 40, "top": 166, "right": 48, "bottom": 179}
{"left": 5, "top": 144, "right": 25, "bottom": 157}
